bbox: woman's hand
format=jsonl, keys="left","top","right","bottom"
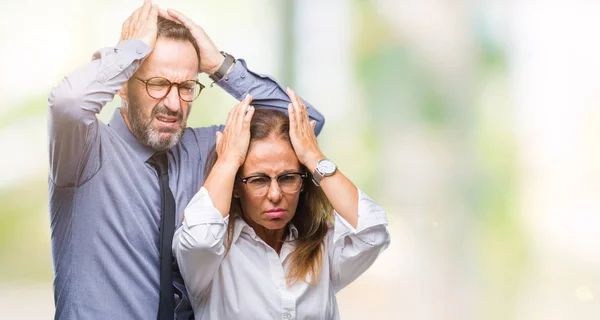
{"left": 215, "top": 94, "right": 255, "bottom": 169}
{"left": 287, "top": 88, "right": 325, "bottom": 170}
{"left": 203, "top": 94, "right": 254, "bottom": 217}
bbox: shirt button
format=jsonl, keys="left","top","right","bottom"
{"left": 283, "top": 312, "right": 292, "bottom": 320}
{"left": 136, "top": 48, "right": 143, "bottom": 55}
{"left": 240, "top": 73, "right": 246, "bottom": 79}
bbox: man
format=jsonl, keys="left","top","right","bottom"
{"left": 47, "top": 1, "right": 324, "bottom": 319}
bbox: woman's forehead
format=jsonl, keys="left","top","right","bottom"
{"left": 242, "top": 139, "right": 300, "bottom": 175}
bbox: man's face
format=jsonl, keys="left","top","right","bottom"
{"left": 123, "top": 37, "right": 199, "bottom": 151}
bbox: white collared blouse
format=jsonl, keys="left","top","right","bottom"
{"left": 173, "top": 187, "right": 390, "bottom": 320}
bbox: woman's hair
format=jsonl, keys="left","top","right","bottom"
{"left": 204, "top": 109, "right": 333, "bottom": 285}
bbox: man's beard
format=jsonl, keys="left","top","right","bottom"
{"left": 125, "top": 92, "right": 189, "bottom": 151}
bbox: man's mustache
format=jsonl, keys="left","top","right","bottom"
{"left": 151, "top": 104, "right": 184, "bottom": 121}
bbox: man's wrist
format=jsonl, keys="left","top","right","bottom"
{"left": 209, "top": 52, "right": 236, "bottom": 82}
{"left": 207, "top": 55, "right": 225, "bottom": 75}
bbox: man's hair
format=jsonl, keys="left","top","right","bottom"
{"left": 157, "top": 16, "right": 201, "bottom": 66}
{"left": 204, "top": 109, "right": 334, "bottom": 285}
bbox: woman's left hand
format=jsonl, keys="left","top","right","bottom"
{"left": 287, "top": 88, "right": 325, "bottom": 169}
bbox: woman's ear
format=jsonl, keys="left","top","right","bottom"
{"left": 117, "top": 82, "right": 129, "bottom": 102}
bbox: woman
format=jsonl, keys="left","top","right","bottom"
{"left": 173, "top": 89, "right": 390, "bottom": 319}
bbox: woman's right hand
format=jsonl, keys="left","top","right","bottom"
{"left": 215, "top": 94, "right": 255, "bottom": 169}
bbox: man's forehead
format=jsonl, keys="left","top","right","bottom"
{"left": 137, "top": 38, "right": 199, "bottom": 79}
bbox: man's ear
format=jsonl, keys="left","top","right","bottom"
{"left": 118, "top": 82, "right": 129, "bottom": 101}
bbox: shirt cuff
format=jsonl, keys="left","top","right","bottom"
{"left": 184, "top": 187, "right": 229, "bottom": 228}
{"left": 214, "top": 58, "right": 253, "bottom": 100}
{"left": 92, "top": 39, "right": 152, "bottom": 83}
{"left": 333, "top": 187, "right": 388, "bottom": 243}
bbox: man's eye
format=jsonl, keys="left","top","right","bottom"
{"left": 180, "top": 86, "right": 195, "bottom": 92}
{"left": 147, "top": 80, "right": 170, "bottom": 87}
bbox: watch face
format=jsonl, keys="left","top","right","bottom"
{"left": 318, "top": 159, "right": 336, "bottom": 175}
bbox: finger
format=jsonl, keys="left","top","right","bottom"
{"left": 243, "top": 106, "right": 255, "bottom": 124}
{"left": 296, "top": 98, "right": 309, "bottom": 124}
{"left": 130, "top": 7, "right": 143, "bottom": 35}
{"left": 237, "top": 94, "right": 253, "bottom": 122}
{"left": 287, "top": 87, "right": 305, "bottom": 110}
{"left": 139, "top": 0, "right": 152, "bottom": 20}
{"left": 131, "top": 6, "right": 143, "bottom": 25}
{"left": 286, "top": 87, "right": 304, "bottom": 123}
{"left": 148, "top": 4, "right": 158, "bottom": 24}
{"left": 158, "top": 8, "right": 177, "bottom": 22}
{"left": 225, "top": 107, "right": 235, "bottom": 127}
{"left": 120, "top": 16, "right": 132, "bottom": 41}
{"left": 231, "top": 94, "right": 251, "bottom": 129}
{"left": 166, "top": 8, "right": 192, "bottom": 25}
{"left": 215, "top": 131, "right": 223, "bottom": 147}
{"left": 287, "top": 103, "right": 296, "bottom": 124}
{"left": 167, "top": 9, "right": 206, "bottom": 39}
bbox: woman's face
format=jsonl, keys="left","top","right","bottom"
{"left": 236, "top": 137, "right": 303, "bottom": 231}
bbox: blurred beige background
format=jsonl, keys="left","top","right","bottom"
{"left": 1, "top": 0, "right": 600, "bottom": 319}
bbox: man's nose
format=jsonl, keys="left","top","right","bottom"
{"left": 162, "top": 85, "right": 181, "bottom": 113}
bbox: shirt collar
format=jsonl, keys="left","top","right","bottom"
{"left": 108, "top": 108, "right": 156, "bottom": 161}
{"left": 234, "top": 217, "right": 299, "bottom": 242}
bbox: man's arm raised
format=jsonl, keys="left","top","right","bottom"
{"left": 48, "top": 1, "right": 157, "bottom": 187}
{"left": 159, "top": 8, "right": 326, "bottom": 136}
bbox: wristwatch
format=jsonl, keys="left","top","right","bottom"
{"left": 311, "top": 159, "right": 337, "bottom": 186}
{"left": 209, "top": 51, "right": 236, "bottom": 82}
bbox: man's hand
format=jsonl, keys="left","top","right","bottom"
{"left": 159, "top": 8, "right": 225, "bottom": 74}
{"left": 119, "top": 0, "right": 159, "bottom": 49}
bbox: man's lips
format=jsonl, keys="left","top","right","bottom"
{"left": 154, "top": 114, "right": 181, "bottom": 131}
{"left": 155, "top": 115, "right": 179, "bottom": 123}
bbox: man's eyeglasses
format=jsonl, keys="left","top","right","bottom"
{"left": 132, "top": 76, "right": 205, "bottom": 102}
{"left": 240, "top": 172, "right": 307, "bottom": 197}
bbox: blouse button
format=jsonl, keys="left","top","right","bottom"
{"left": 283, "top": 312, "right": 292, "bottom": 320}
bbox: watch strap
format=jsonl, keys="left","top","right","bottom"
{"left": 209, "top": 51, "right": 236, "bottom": 82}
{"left": 312, "top": 167, "right": 324, "bottom": 186}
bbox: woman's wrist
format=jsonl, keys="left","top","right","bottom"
{"left": 213, "top": 158, "right": 241, "bottom": 176}
{"left": 303, "top": 151, "right": 326, "bottom": 171}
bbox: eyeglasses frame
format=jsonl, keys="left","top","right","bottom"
{"left": 239, "top": 171, "right": 308, "bottom": 196}
{"left": 132, "top": 76, "right": 205, "bottom": 102}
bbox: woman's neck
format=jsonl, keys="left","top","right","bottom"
{"left": 245, "top": 219, "right": 287, "bottom": 254}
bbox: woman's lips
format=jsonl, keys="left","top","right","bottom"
{"left": 265, "top": 208, "right": 286, "bottom": 219}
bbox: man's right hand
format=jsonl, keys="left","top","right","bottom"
{"left": 119, "top": 0, "right": 159, "bottom": 49}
